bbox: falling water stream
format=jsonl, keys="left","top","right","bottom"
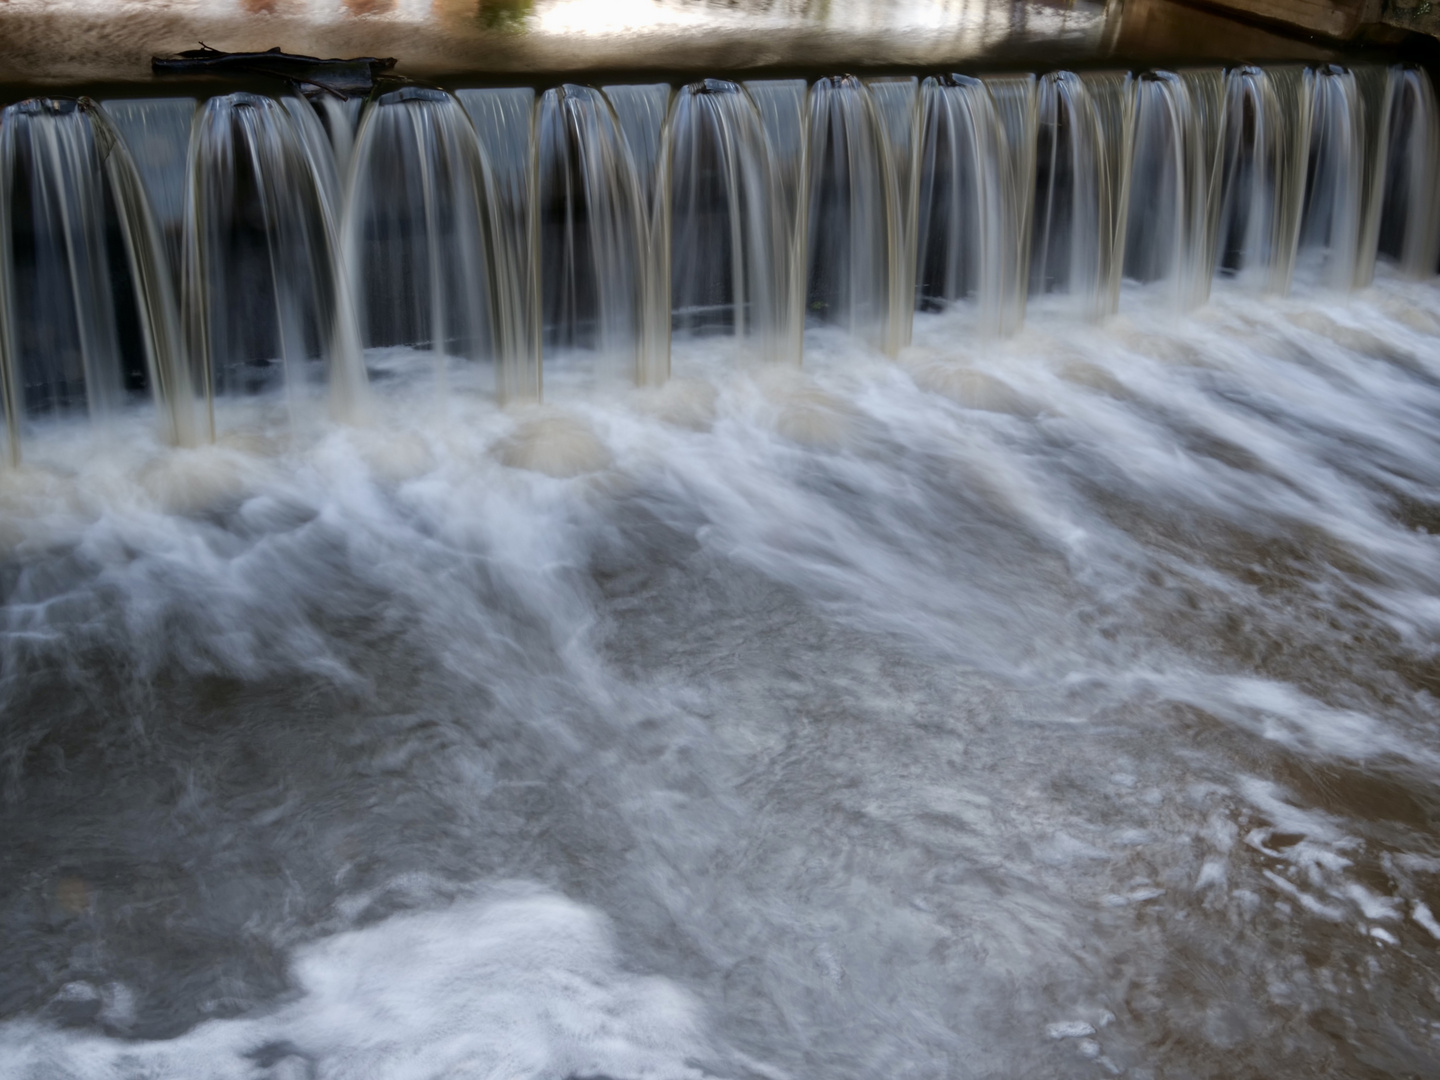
{"left": 2, "top": 63, "right": 1440, "bottom": 1080}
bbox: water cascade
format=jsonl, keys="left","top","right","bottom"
{"left": 185, "top": 93, "right": 356, "bottom": 433}
{"left": 456, "top": 86, "right": 542, "bottom": 399}
{"left": 536, "top": 84, "right": 659, "bottom": 389}
{"left": 1376, "top": 66, "right": 1440, "bottom": 278}
{"left": 1032, "top": 71, "right": 1103, "bottom": 315}
{"left": 7, "top": 53, "right": 1440, "bottom": 1080}
{"left": 1301, "top": 65, "right": 1365, "bottom": 289}
{"left": 0, "top": 62, "right": 1433, "bottom": 460}
{"left": 346, "top": 87, "right": 529, "bottom": 407}
{"left": 100, "top": 97, "right": 197, "bottom": 285}
{"left": 668, "top": 80, "right": 789, "bottom": 359}
{"left": 0, "top": 97, "right": 187, "bottom": 460}
{"left": 600, "top": 81, "right": 673, "bottom": 386}
{"left": 868, "top": 77, "right": 922, "bottom": 353}
{"left": 806, "top": 75, "right": 908, "bottom": 354}
{"left": 916, "top": 74, "right": 1030, "bottom": 335}
{"left": 1121, "top": 70, "right": 1225, "bottom": 309}
{"left": 1213, "top": 65, "right": 1306, "bottom": 291}
{"left": 741, "top": 78, "right": 810, "bottom": 364}
{"left": 1030, "top": 70, "right": 1134, "bottom": 317}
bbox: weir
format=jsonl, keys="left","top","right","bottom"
{"left": 7, "top": 0, "right": 1440, "bottom": 1065}
{"left": 1, "top": 62, "right": 1436, "bottom": 462}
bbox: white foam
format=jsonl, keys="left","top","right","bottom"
{"left": 3, "top": 276, "right": 1440, "bottom": 1076}
{"left": 0, "top": 888, "right": 710, "bottom": 1080}
{"left": 1412, "top": 901, "right": 1440, "bottom": 941}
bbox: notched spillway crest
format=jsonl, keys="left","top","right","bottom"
{"left": 5, "top": 53, "right": 1440, "bottom": 1080}
{"left": 0, "top": 62, "right": 1436, "bottom": 462}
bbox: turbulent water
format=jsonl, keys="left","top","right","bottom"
{"left": 2, "top": 270, "right": 1440, "bottom": 1078}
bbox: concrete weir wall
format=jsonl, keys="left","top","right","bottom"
{"left": 0, "top": 0, "right": 1425, "bottom": 92}
{"left": 6, "top": 0, "right": 1116, "bottom": 85}
{"left": 1199, "top": 0, "right": 1381, "bottom": 39}
{"left": 0, "top": 0, "right": 1432, "bottom": 104}
{"left": 1194, "top": 0, "right": 1438, "bottom": 42}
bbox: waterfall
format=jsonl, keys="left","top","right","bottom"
{"left": 1031, "top": 70, "right": 1122, "bottom": 319}
{"left": 0, "top": 62, "right": 1435, "bottom": 461}
{"left": 0, "top": 97, "right": 189, "bottom": 462}
{"left": 667, "top": 79, "right": 789, "bottom": 360}
{"left": 1122, "top": 70, "right": 1224, "bottom": 309}
{"left": 185, "top": 92, "right": 354, "bottom": 435}
{"left": 806, "top": 75, "right": 904, "bottom": 354}
{"left": 1213, "top": 65, "right": 1310, "bottom": 293}
{"left": 602, "top": 82, "right": 673, "bottom": 387}
{"left": 1298, "top": 65, "right": 1367, "bottom": 290}
{"left": 984, "top": 74, "right": 1039, "bottom": 331}
{"left": 10, "top": 46, "right": 1440, "bottom": 1080}
{"left": 916, "top": 75, "right": 1026, "bottom": 335}
{"left": 346, "top": 87, "right": 528, "bottom": 407}
{"left": 535, "top": 84, "right": 657, "bottom": 389}
{"left": 742, "top": 79, "right": 809, "bottom": 365}
{"left": 100, "top": 97, "right": 196, "bottom": 284}
{"left": 1376, "top": 66, "right": 1440, "bottom": 279}
{"left": 456, "top": 87, "right": 542, "bottom": 402}
{"left": 869, "top": 77, "right": 921, "bottom": 354}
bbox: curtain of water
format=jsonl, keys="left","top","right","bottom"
{"left": 868, "top": 77, "right": 921, "bottom": 354}
{"left": 1354, "top": 65, "right": 1399, "bottom": 290}
{"left": 1180, "top": 69, "right": 1225, "bottom": 308}
{"left": 1, "top": 62, "right": 1437, "bottom": 458}
{"left": 603, "top": 83, "right": 674, "bottom": 386}
{"left": 1083, "top": 71, "right": 1135, "bottom": 316}
{"left": 314, "top": 97, "right": 364, "bottom": 186}
{"left": 100, "top": 99, "right": 196, "bottom": 289}
{"left": 806, "top": 75, "right": 905, "bottom": 354}
{"left": 1298, "top": 66, "right": 1367, "bottom": 290}
{"left": 1376, "top": 67, "right": 1440, "bottom": 278}
{"left": 1123, "top": 71, "right": 1222, "bottom": 309}
{"left": 284, "top": 95, "right": 367, "bottom": 419}
{"left": 184, "top": 93, "right": 350, "bottom": 435}
{"left": 915, "top": 76, "right": 1019, "bottom": 335}
{"left": 667, "top": 80, "right": 790, "bottom": 361}
{"left": 1, "top": 100, "right": 123, "bottom": 423}
{"left": 743, "top": 79, "right": 810, "bottom": 366}
{"left": 457, "top": 87, "right": 543, "bottom": 401}
{"left": 1214, "top": 65, "right": 1307, "bottom": 293}
{"left": 344, "top": 88, "right": 520, "bottom": 407}
{"left": 93, "top": 102, "right": 195, "bottom": 447}
{"left": 0, "top": 98, "right": 192, "bottom": 463}
{"left": 983, "top": 74, "right": 1038, "bottom": 333}
{"left": 536, "top": 84, "right": 651, "bottom": 388}
{"left": 1032, "top": 71, "right": 1116, "bottom": 319}
{"left": 1123, "top": 74, "right": 1186, "bottom": 292}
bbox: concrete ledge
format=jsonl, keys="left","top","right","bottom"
{"left": 1184, "top": 0, "right": 1380, "bottom": 38}
{"left": 1382, "top": 0, "right": 1440, "bottom": 39}
{"left": 0, "top": 0, "right": 1116, "bottom": 86}
{"left": 0, "top": 0, "right": 1418, "bottom": 94}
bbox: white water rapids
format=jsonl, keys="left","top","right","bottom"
{"left": 2, "top": 270, "right": 1440, "bottom": 1077}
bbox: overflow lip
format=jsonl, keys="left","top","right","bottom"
{"left": 3, "top": 0, "right": 1439, "bottom": 95}
{"left": 2, "top": 0, "right": 1407, "bottom": 101}
{"left": 12, "top": 39, "right": 1440, "bottom": 107}
{"left": 19, "top": 52, "right": 1437, "bottom": 113}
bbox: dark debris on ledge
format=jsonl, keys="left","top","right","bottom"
{"left": 152, "top": 45, "right": 398, "bottom": 99}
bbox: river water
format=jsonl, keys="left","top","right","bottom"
{"left": 3, "top": 267, "right": 1440, "bottom": 1077}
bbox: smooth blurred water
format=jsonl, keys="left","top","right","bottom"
{"left": 3, "top": 269, "right": 1440, "bottom": 1077}
{"left": 6, "top": 65, "right": 1437, "bottom": 460}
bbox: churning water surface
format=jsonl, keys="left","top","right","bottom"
{"left": 3, "top": 274, "right": 1440, "bottom": 1079}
